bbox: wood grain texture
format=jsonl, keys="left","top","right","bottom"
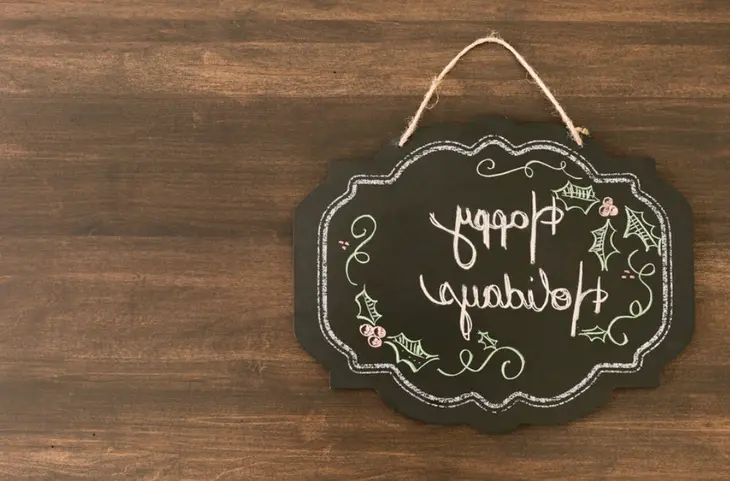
{"left": 0, "top": 1, "right": 728, "bottom": 479}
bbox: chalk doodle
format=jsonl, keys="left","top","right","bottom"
{"left": 599, "top": 197, "right": 619, "bottom": 217}
{"left": 355, "top": 287, "right": 386, "bottom": 348}
{"left": 624, "top": 206, "right": 662, "bottom": 253}
{"left": 552, "top": 181, "right": 600, "bottom": 214}
{"left": 476, "top": 158, "right": 582, "bottom": 180}
{"left": 360, "top": 324, "right": 387, "bottom": 348}
{"left": 579, "top": 250, "right": 656, "bottom": 345}
{"left": 588, "top": 219, "right": 621, "bottom": 271}
{"left": 345, "top": 215, "right": 376, "bottom": 285}
{"left": 438, "top": 331, "right": 525, "bottom": 380}
{"left": 477, "top": 330, "right": 499, "bottom": 350}
{"left": 355, "top": 286, "right": 382, "bottom": 325}
{"left": 384, "top": 333, "right": 440, "bottom": 373}
{"left": 345, "top": 218, "right": 441, "bottom": 361}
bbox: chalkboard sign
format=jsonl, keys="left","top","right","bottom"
{"left": 294, "top": 117, "right": 693, "bottom": 432}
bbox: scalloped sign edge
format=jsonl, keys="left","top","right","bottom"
{"left": 293, "top": 116, "right": 694, "bottom": 433}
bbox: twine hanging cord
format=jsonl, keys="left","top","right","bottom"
{"left": 398, "top": 33, "right": 588, "bottom": 147}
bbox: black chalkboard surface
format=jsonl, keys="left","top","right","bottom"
{"left": 294, "top": 117, "right": 693, "bottom": 432}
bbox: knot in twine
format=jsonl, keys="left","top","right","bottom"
{"left": 398, "top": 33, "right": 588, "bottom": 147}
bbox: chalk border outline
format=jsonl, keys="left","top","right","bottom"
{"left": 316, "top": 136, "right": 672, "bottom": 412}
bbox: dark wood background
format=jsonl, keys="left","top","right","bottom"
{"left": 1, "top": 1, "right": 728, "bottom": 479}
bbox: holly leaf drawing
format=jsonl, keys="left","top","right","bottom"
{"left": 578, "top": 325, "right": 610, "bottom": 343}
{"left": 589, "top": 219, "right": 620, "bottom": 271}
{"left": 384, "top": 333, "right": 439, "bottom": 373}
{"left": 477, "top": 331, "right": 499, "bottom": 351}
{"left": 355, "top": 286, "right": 382, "bottom": 325}
{"left": 624, "top": 206, "right": 661, "bottom": 252}
{"left": 552, "top": 181, "right": 600, "bottom": 214}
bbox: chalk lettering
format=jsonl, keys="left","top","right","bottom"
{"left": 428, "top": 190, "right": 564, "bottom": 270}
{"left": 419, "top": 261, "right": 607, "bottom": 341}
